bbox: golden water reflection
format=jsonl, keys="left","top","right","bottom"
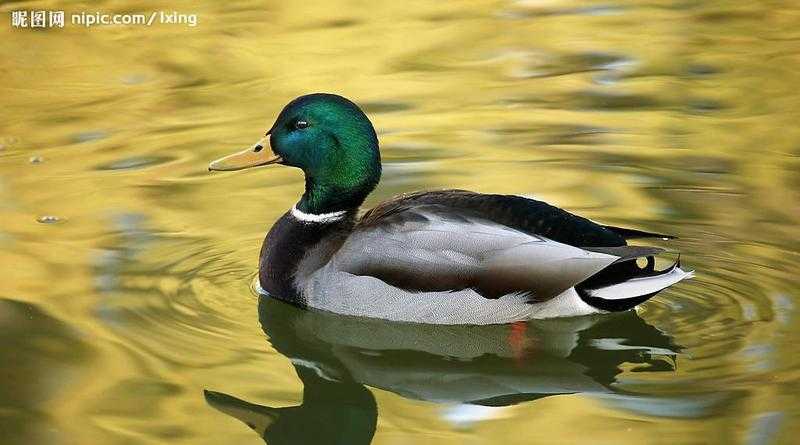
{"left": 1, "top": 0, "right": 799, "bottom": 443}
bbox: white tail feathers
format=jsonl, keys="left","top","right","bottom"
{"left": 589, "top": 265, "right": 694, "bottom": 301}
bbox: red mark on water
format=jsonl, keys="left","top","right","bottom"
{"left": 508, "top": 321, "right": 529, "bottom": 364}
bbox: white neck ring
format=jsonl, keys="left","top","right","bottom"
{"left": 291, "top": 205, "right": 347, "bottom": 224}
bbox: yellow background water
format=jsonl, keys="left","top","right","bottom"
{"left": 1, "top": 1, "right": 799, "bottom": 443}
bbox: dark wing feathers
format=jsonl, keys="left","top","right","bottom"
{"left": 361, "top": 189, "right": 627, "bottom": 248}
{"left": 602, "top": 225, "right": 675, "bottom": 240}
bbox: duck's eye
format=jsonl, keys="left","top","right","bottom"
{"left": 294, "top": 120, "right": 309, "bottom": 130}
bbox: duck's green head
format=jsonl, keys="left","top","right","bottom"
{"left": 210, "top": 93, "right": 381, "bottom": 214}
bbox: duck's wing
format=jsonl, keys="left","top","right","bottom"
{"left": 359, "top": 189, "right": 672, "bottom": 248}
{"left": 322, "top": 191, "right": 665, "bottom": 303}
{"left": 601, "top": 225, "right": 675, "bottom": 241}
{"left": 336, "top": 209, "right": 616, "bottom": 302}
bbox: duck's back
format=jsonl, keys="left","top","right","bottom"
{"left": 291, "top": 190, "right": 688, "bottom": 325}
{"left": 359, "top": 189, "right": 634, "bottom": 247}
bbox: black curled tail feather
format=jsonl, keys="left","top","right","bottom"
{"left": 576, "top": 259, "right": 687, "bottom": 312}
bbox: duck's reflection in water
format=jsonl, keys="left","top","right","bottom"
{"left": 205, "top": 296, "right": 680, "bottom": 444}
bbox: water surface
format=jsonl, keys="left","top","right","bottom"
{"left": 1, "top": 1, "right": 799, "bottom": 443}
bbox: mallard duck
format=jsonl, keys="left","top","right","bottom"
{"left": 209, "top": 93, "right": 693, "bottom": 325}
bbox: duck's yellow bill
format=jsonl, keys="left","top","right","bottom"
{"left": 208, "top": 137, "right": 283, "bottom": 171}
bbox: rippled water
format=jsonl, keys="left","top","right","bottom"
{"left": 2, "top": 1, "right": 800, "bottom": 443}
